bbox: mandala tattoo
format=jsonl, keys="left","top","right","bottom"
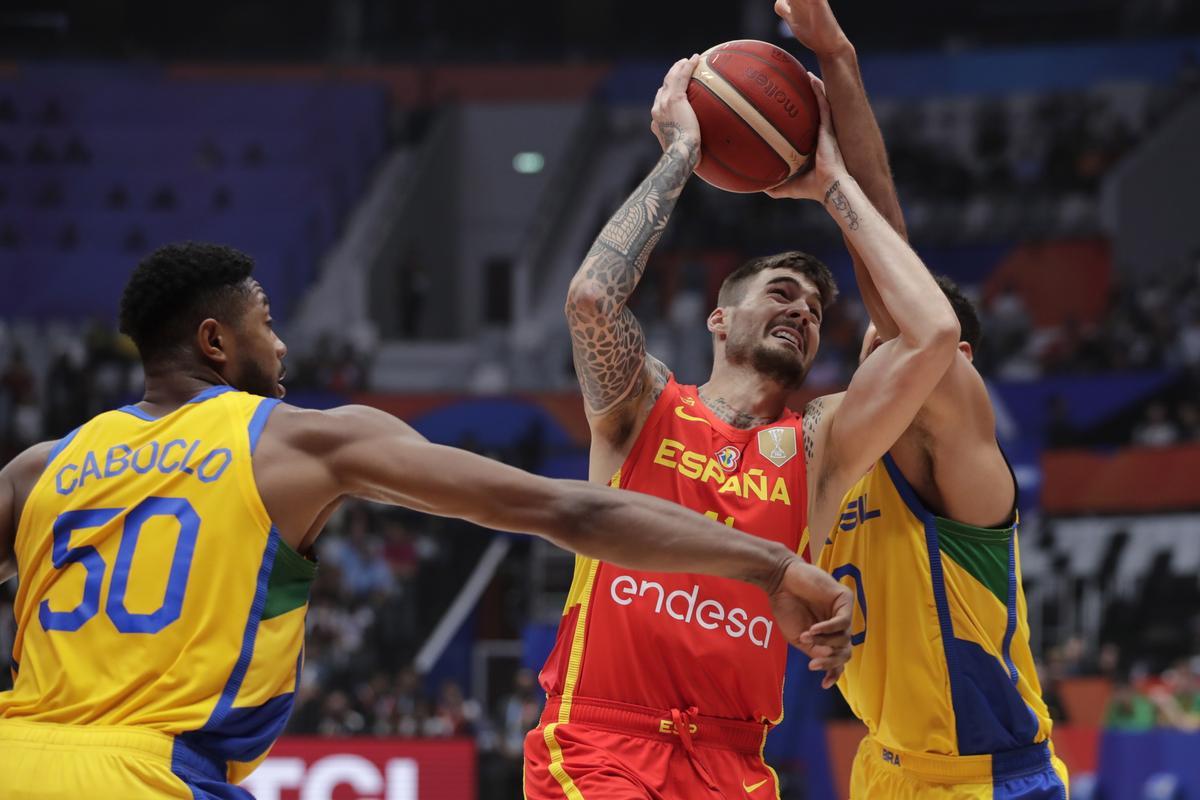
{"left": 567, "top": 141, "right": 698, "bottom": 413}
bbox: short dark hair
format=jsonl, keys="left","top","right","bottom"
{"left": 119, "top": 242, "right": 255, "bottom": 364}
{"left": 934, "top": 274, "right": 981, "bottom": 351}
{"left": 717, "top": 251, "right": 839, "bottom": 309}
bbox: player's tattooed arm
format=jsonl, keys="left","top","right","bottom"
{"left": 566, "top": 56, "right": 701, "bottom": 422}
{"left": 803, "top": 396, "right": 825, "bottom": 464}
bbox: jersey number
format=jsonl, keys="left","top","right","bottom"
{"left": 831, "top": 562, "right": 868, "bottom": 646}
{"left": 39, "top": 497, "right": 200, "bottom": 634}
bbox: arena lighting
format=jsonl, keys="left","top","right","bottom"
{"left": 512, "top": 151, "right": 545, "bottom": 174}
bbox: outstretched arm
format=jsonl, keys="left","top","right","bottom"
{"left": 278, "top": 403, "right": 852, "bottom": 681}
{"left": 777, "top": 0, "right": 902, "bottom": 340}
{"left": 565, "top": 56, "right": 700, "bottom": 441}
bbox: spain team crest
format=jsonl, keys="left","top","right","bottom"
{"left": 715, "top": 445, "right": 740, "bottom": 471}
{"left": 758, "top": 427, "right": 797, "bottom": 467}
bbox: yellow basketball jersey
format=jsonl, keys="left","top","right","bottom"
{"left": 816, "top": 454, "right": 1053, "bottom": 757}
{"left": 0, "top": 386, "right": 315, "bottom": 784}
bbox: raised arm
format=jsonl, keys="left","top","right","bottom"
{"left": 565, "top": 57, "right": 700, "bottom": 442}
{"left": 780, "top": 0, "right": 1014, "bottom": 526}
{"left": 272, "top": 403, "right": 852, "bottom": 681}
{"left": 777, "top": 0, "right": 902, "bottom": 340}
{"left": 769, "top": 77, "right": 959, "bottom": 521}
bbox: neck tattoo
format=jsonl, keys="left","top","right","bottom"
{"left": 697, "top": 388, "right": 776, "bottom": 430}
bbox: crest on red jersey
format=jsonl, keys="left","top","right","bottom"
{"left": 758, "top": 427, "right": 797, "bottom": 467}
{"left": 715, "top": 445, "right": 740, "bottom": 471}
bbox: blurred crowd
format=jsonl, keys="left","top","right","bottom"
{"left": 1038, "top": 637, "right": 1200, "bottom": 732}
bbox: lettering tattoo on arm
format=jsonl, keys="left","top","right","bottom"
{"left": 824, "top": 180, "right": 860, "bottom": 230}
{"left": 567, "top": 140, "right": 698, "bottom": 413}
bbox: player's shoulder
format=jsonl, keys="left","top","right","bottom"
{"left": 257, "top": 403, "right": 418, "bottom": 456}
{"left": 803, "top": 391, "right": 845, "bottom": 424}
{"left": 2, "top": 439, "right": 61, "bottom": 503}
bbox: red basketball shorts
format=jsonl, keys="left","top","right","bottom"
{"left": 523, "top": 696, "right": 781, "bottom": 800}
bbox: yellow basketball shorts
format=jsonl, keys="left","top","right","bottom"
{"left": 0, "top": 718, "right": 248, "bottom": 800}
{"left": 850, "top": 735, "right": 1070, "bottom": 800}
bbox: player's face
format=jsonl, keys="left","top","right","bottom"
{"left": 724, "top": 269, "right": 821, "bottom": 390}
{"left": 859, "top": 322, "right": 883, "bottom": 365}
{"left": 228, "top": 283, "right": 288, "bottom": 399}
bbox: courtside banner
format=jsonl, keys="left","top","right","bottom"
{"left": 240, "top": 737, "right": 477, "bottom": 800}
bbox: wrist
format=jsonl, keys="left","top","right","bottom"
{"left": 666, "top": 136, "right": 700, "bottom": 169}
{"left": 813, "top": 38, "right": 855, "bottom": 64}
{"left": 755, "top": 545, "right": 797, "bottom": 595}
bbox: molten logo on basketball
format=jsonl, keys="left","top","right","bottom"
{"left": 743, "top": 67, "right": 799, "bottom": 118}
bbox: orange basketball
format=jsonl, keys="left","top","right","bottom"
{"left": 686, "top": 40, "right": 819, "bottom": 193}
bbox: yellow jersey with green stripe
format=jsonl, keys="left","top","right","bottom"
{"left": 0, "top": 385, "right": 315, "bottom": 784}
{"left": 817, "top": 454, "right": 1053, "bottom": 758}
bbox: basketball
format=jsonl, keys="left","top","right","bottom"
{"left": 686, "top": 40, "right": 820, "bottom": 193}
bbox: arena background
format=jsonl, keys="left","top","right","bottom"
{"left": 1, "top": 1, "right": 1199, "bottom": 797}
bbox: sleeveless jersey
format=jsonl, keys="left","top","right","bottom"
{"left": 539, "top": 377, "right": 810, "bottom": 724}
{"left": 0, "top": 385, "right": 315, "bottom": 784}
{"left": 816, "top": 454, "right": 1053, "bottom": 757}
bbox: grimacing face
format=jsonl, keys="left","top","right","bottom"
{"left": 719, "top": 268, "right": 823, "bottom": 390}
{"left": 228, "top": 282, "right": 288, "bottom": 399}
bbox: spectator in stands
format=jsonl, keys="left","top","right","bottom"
{"left": 1106, "top": 677, "right": 1158, "bottom": 731}
{"left": 430, "top": 680, "right": 482, "bottom": 738}
{"left": 1176, "top": 401, "right": 1200, "bottom": 441}
{"left": 1132, "top": 401, "right": 1181, "bottom": 447}
{"left": 498, "top": 668, "right": 542, "bottom": 759}
{"left": 1138, "top": 660, "right": 1199, "bottom": 730}
{"left": 317, "top": 690, "right": 368, "bottom": 737}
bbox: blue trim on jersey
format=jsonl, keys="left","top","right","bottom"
{"left": 885, "top": 453, "right": 1041, "bottom": 754}
{"left": 1001, "top": 535, "right": 1020, "bottom": 685}
{"left": 187, "top": 385, "right": 236, "bottom": 405}
{"left": 195, "top": 691, "right": 297, "bottom": 764}
{"left": 247, "top": 398, "right": 280, "bottom": 455}
{"left": 45, "top": 426, "right": 81, "bottom": 465}
{"left": 193, "top": 525, "right": 280, "bottom": 731}
{"left": 118, "top": 404, "right": 158, "bottom": 421}
{"left": 119, "top": 385, "right": 236, "bottom": 422}
{"left": 881, "top": 453, "right": 934, "bottom": 524}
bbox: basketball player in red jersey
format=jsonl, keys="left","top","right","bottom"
{"left": 524, "top": 57, "right": 962, "bottom": 799}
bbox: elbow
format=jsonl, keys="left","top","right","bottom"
{"left": 909, "top": 310, "right": 960, "bottom": 366}
{"left": 565, "top": 279, "right": 603, "bottom": 319}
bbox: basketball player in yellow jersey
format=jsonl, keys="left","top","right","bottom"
{"left": 0, "top": 242, "right": 854, "bottom": 799}
{"left": 773, "top": 0, "right": 1069, "bottom": 797}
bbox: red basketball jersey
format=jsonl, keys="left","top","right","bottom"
{"left": 539, "top": 377, "right": 810, "bottom": 724}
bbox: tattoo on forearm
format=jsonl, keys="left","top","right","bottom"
{"left": 697, "top": 389, "right": 777, "bottom": 430}
{"left": 824, "top": 180, "right": 860, "bottom": 230}
{"left": 566, "top": 142, "right": 697, "bottom": 413}
{"left": 803, "top": 397, "right": 825, "bottom": 463}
